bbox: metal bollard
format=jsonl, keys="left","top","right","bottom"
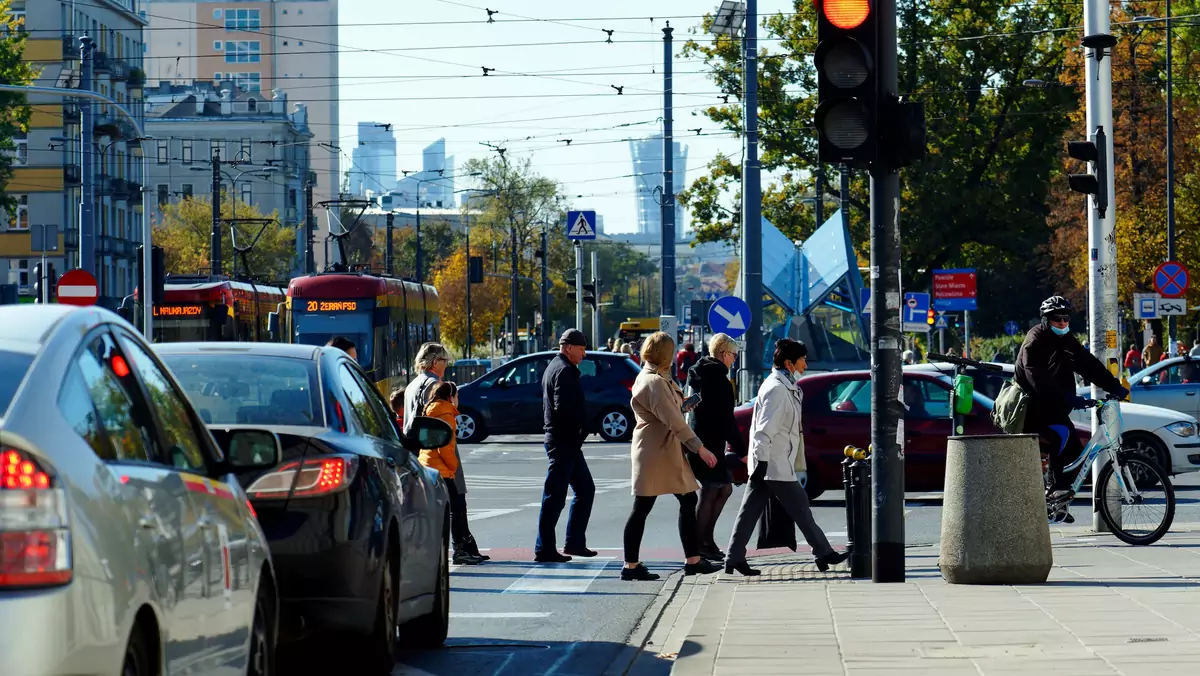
{"left": 846, "top": 445, "right": 872, "bottom": 578}
{"left": 842, "top": 446, "right": 856, "bottom": 558}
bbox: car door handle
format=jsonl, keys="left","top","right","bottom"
{"left": 1187, "top": 391, "right": 1197, "bottom": 396}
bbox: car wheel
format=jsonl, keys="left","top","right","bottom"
{"left": 598, "top": 408, "right": 633, "bottom": 442}
{"left": 1120, "top": 432, "right": 1171, "bottom": 488}
{"left": 366, "top": 556, "right": 400, "bottom": 673}
{"left": 400, "top": 535, "right": 450, "bottom": 648}
{"left": 122, "top": 623, "right": 153, "bottom": 676}
{"left": 248, "top": 579, "right": 275, "bottom": 676}
{"left": 456, "top": 409, "right": 488, "bottom": 444}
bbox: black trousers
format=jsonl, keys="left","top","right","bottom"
{"left": 623, "top": 493, "right": 699, "bottom": 563}
{"left": 695, "top": 483, "right": 733, "bottom": 552}
{"left": 1033, "top": 420, "right": 1085, "bottom": 492}
{"left": 445, "top": 480, "right": 473, "bottom": 551}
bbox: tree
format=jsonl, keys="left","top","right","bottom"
{"left": 155, "top": 196, "right": 296, "bottom": 282}
{"left": 0, "top": 2, "right": 40, "bottom": 213}
{"left": 430, "top": 240, "right": 509, "bottom": 353}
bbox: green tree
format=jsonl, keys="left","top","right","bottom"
{"left": 155, "top": 196, "right": 296, "bottom": 282}
{"left": 0, "top": 2, "right": 40, "bottom": 212}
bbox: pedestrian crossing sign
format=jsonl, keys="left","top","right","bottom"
{"left": 566, "top": 210, "right": 597, "bottom": 240}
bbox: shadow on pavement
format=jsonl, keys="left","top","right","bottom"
{"left": 399, "top": 638, "right": 671, "bottom": 676}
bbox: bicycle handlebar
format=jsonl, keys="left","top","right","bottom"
{"left": 1081, "top": 394, "right": 1124, "bottom": 408}
{"left": 926, "top": 353, "right": 1005, "bottom": 372}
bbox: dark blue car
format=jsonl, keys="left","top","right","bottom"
{"left": 455, "top": 351, "right": 640, "bottom": 443}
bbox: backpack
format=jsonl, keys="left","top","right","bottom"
{"left": 991, "top": 380, "right": 1030, "bottom": 434}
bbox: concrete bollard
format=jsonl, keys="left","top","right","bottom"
{"left": 939, "top": 434, "right": 1052, "bottom": 584}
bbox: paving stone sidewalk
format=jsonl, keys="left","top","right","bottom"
{"left": 669, "top": 530, "right": 1200, "bottom": 676}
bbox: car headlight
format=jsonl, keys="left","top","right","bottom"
{"left": 1164, "top": 422, "right": 1197, "bottom": 438}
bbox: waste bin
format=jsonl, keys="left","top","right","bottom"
{"left": 939, "top": 434, "right": 1052, "bottom": 584}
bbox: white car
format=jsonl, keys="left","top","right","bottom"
{"left": 907, "top": 363, "right": 1200, "bottom": 476}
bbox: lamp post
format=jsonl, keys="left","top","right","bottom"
{"left": 398, "top": 169, "right": 461, "bottom": 283}
{"left": 190, "top": 163, "right": 279, "bottom": 276}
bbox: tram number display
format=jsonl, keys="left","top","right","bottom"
{"left": 305, "top": 300, "right": 359, "bottom": 312}
{"left": 154, "top": 304, "right": 204, "bottom": 317}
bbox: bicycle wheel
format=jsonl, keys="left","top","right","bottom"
{"left": 1097, "top": 455, "right": 1175, "bottom": 545}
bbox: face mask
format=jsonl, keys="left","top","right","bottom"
{"left": 1051, "top": 325, "right": 1070, "bottom": 336}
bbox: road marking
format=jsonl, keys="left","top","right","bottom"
{"left": 468, "top": 508, "right": 522, "bottom": 522}
{"left": 467, "top": 475, "right": 631, "bottom": 491}
{"left": 450, "top": 612, "right": 553, "bottom": 619}
{"left": 521, "top": 502, "right": 543, "bottom": 507}
{"left": 827, "top": 531, "right": 847, "bottom": 537}
{"left": 503, "top": 558, "right": 614, "bottom": 594}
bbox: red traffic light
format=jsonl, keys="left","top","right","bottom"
{"left": 821, "top": 0, "right": 871, "bottom": 30}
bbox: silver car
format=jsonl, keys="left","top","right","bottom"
{"left": 1127, "top": 356, "right": 1200, "bottom": 420}
{"left": 0, "top": 306, "right": 280, "bottom": 676}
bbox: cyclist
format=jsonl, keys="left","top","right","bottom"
{"left": 1014, "top": 296, "right": 1129, "bottom": 523}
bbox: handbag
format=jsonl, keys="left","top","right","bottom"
{"left": 991, "top": 379, "right": 1030, "bottom": 434}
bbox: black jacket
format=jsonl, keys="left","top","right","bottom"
{"left": 543, "top": 353, "right": 587, "bottom": 446}
{"left": 686, "top": 357, "right": 746, "bottom": 483}
{"left": 1014, "top": 323, "right": 1123, "bottom": 428}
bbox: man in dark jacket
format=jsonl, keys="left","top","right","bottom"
{"left": 1015, "top": 296, "right": 1128, "bottom": 522}
{"left": 534, "top": 329, "right": 597, "bottom": 563}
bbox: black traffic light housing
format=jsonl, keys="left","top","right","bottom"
{"left": 567, "top": 279, "right": 597, "bottom": 306}
{"left": 1066, "top": 126, "right": 1108, "bottom": 218}
{"left": 814, "top": 0, "right": 878, "bottom": 167}
{"left": 137, "top": 245, "right": 166, "bottom": 305}
{"left": 926, "top": 307, "right": 935, "bottom": 326}
{"left": 32, "top": 263, "right": 43, "bottom": 303}
{"left": 468, "top": 256, "right": 484, "bottom": 284}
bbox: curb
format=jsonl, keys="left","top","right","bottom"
{"left": 603, "top": 570, "right": 685, "bottom": 676}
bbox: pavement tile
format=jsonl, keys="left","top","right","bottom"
{"left": 843, "top": 661, "right": 980, "bottom": 675}
{"left": 716, "top": 643, "right": 843, "bottom": 660}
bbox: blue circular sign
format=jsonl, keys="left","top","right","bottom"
{"left": 1005, "top": 320, "right": 1020, "bottom": 337}
{"left": 1154, "top": 261, "right": 1190, "bottom": 299}
{"left": 707, "top": 295, "right": 752, "bottom": 339}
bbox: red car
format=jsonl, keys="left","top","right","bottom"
{"left": 734, "top": 371, "right": 1089, "bottom": 499}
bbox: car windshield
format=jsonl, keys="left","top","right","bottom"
{"left": 0, "top": 348, "right": 34, "bottom": 418}
{"left": 161, "top": 353, "right": 323, "bottom": 427}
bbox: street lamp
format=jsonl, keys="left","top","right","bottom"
{"left": 396, "top": 169, "right": 461, "bottom": 283}
{"left": 190, "top": 164, "right": 279, "bottom": 275}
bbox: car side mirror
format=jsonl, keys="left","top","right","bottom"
{"left": 223, "top": 429, "right": 282, "bottom": 470}
{"left": 267, "top": 311, "right": 280, "bottom": 340}
{"left": 495, "top": 378, "right": 510, "bottom": 389}
{"left": 406, "top": 416, "right": 454, "bottom": 451}
{"left": 1142, "top": 376, "right": 1153, "bottom": 386}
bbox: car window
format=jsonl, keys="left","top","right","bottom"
{"left": 57, "top": 364, "right": 108, "bottom": 458}
{"left": 118, "top": 335, "right": 209, "bottom": 472}
{"left": 904, "top": 379, "right": 951, "bottom": 419}
{"left": 0, "top": 348, "right": 33, "bottom": 418}
{"left": 161, "top": 353, "right": 321, "bottom": 426}
{"left": 348, "top": 367, "right": 399, "bottom": 442}
{"left": 1148, "top": 362, "right": 1200, "bottom": 385}
{"left": 337, "top": 365, "right": 386, "bottom": 438}
{"left": 499, "top": 357, "right": 551, "bottom": 386}
{"left": 579, "top": 359, "right": 599, "bottom": 378}
{"left": 826, "top": 379, "right": 871, "bottom": 414}
{"left": 74, "top": 335, "right": 155, "bottom": 463}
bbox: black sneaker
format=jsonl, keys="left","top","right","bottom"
{"left": 684, "top": 558, "right": 722, "bottom": 575}
{"left": 534, "top": 551, "right": 573, "bottom": 564}
{"left": 621, "top": 564, "right": 661, "bottom": 581}
{"left": 453, "top": 551, "right": 484, "bottom": 565}
{"left": 563, "top": 546, "right": 598, "bottom": 558}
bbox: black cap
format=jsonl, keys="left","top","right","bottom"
{"left": 559, "top": 328, "right": 588, "bottom": 347}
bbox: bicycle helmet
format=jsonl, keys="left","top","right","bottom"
{"left": 1040, "top": 296, "right": 1073, "bottom": 317}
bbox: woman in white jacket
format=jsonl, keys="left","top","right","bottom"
{"left": 724, "top": 338, "right": 849, "bottom": 576}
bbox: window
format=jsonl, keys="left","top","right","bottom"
{"left": 156, "top": 139, "right": 168, "bottom": 164}
{"left": 1147, "top": 362, "right": 1200, "bottom": 385}
{"left": 7, "top": 137, "right": 27, "bottom": 166}
{"left": 224, "top": 40, "right": 261, "bottom": 63}
{"left": 247, "top": 98, "right": 257, "bottom": 112}
{"left": 240, "top": 138, "right": 252, "bottom": 161}
{"left": 15, "top": 258, "right": 29, "bottom": 288}
{"left": 224, "top": 8, "right": 261, "bottom": 31}
{"left": 240, "top": 182, "right": 252, "bottom": 205}
{"left": 181, "top": 139, "right": 193, "bottom": 164}
{"left": 118, "top": 334, "right": 208, "bottom": 472}
{"left": 6, "top": 194, "right": 28, "bottom": 230}
{"left": 338, "top": 365, "right": 385, "bottom": 438}
{"left": 497, "top": 357, "right": 551, "bottom": 386}
{"left": 825, "top": 379, "right": 871, "bottom": 414}
{"left": 160, "top": 354, "right": 321, "bottom": 426}
{"left": 58, "top": 366, "right": 106, "bottom": 458}
{"left": 156, "top": 184, "right": 169, "bottom": 207}
{"left": 180, "top": 184, "right": 193, "bottom": 199}
{"left": 213, "top": 41, "right": 222, "bottom": 50}
{"left": 4, "top": 11, "right": 24, "bottom": 35}
{"left": 213, "top": 9, "right": 222, "bottom": 19}
{"left": 904, "top": 379, "right": 952, "bottom": 419}
{"left": 74, "top": 334, "right": 153, "bottom": 463}
{"left": 348, "top": 368, "right": 400, "bottom": 442}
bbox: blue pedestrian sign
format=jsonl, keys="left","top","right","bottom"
{"left": 707, "top": 295, "right": 751, "bottom": 339}
{"left": 860, "top": 287, "right": 871, "bottom": 315}
{"left": 935, "top": 313, "right": 949, "bottom": 330}
{"left": 1004, "top": 320, "right": 1020, "bottom": 336}
{"left": 566, "top": 210, "right": 597, "bottom": 240}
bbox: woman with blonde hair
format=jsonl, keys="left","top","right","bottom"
{"left": 621, "top": 331, "right": 721, "bottom": 581}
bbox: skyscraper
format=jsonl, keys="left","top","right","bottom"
{"left": 349, "top": 121, "right": 396, "bottom": 196}
{"left": 629, "top": 135, "right": 688, "bottom": 237}
{"left": 395, "top": 138, "right": 454, "bottom": 207}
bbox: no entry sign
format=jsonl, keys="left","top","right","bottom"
{"left": 1153, "top": 261, "right": 1189, "bottom": 299}
{"left": 56, "top": 269, "right": 99, "bottom": 307}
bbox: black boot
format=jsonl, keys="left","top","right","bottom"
{"left": 463, "top": 535, "right": 490, "bottom": 561}
{"left": 815, "top": 549, "right": 850, "bottom": 572}
{"left": 723, "top": 560, "right": 761, "bottom": 576}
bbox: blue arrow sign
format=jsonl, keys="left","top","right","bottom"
{"left": 1005, "top": 320, "right": 1020, "bottom": 336}
{"left": 707, "top": 295, "right": 752, "bottom": 338}
{"left": 566, "top": 210, "right": 597, "bottom": 240}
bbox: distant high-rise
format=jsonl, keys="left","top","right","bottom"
{"left": 630, "top": 135, "right": 688, "bottom": 237}
{"left": 395, "top": 138, "right": 455, "bottom": 207}
{"left": 350, "top": 122, "right": 397, "bottom": 195}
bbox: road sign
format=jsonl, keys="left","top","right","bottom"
{"left": 1153, "top": 261, "right": 1189, "bottom": 298}
{"left": 30, "top": 224, "right": 59, "bottom": 253}
{"left": 902, "top": 292, "right": 931, "bottom": 332}
{"left": 566, "top": 210, "right": 597, "bottom": 240}
{"left": 935, "top": 313, "right": 949, "bottom": 330}
{"left": 1004, "top": 320, "right": 1020, "bottom": 336}
{"left": 682, "top": 304, "right": 692, "bottom": 325}
{"left": 56, "top": 269, "right": 98, "bottom": 307}
{"left": 860, "top": 287, "right": 871, "bottom": 315}
{"left": 1134, "top": 293, "right": 1159, "bottom": 320}
{"left": 690, "top": 299, "right": 714, "bottom": 326}
{"left": 932, "top": 268, "right": 978, "bottom": 311}
{"left": 707, "top": 295, "right": 751, "bottom": 338}
{"left": 1157, "top": 296, "right": 1187, "bottom": 316}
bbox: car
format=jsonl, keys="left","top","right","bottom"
{"left": 0, "top": 306, "right": 279, "bottom": 676}
{"left": 1125, "top": 355, "right": 1200, "bottom": 420}
{"left": 734, "top": 370, "right": 1093, "bottom": 500}
{"left": 154, "top": 342, "right": 452, "bottom": 673}
{"left": 455, "top": 351, "right": 641, "bottom": 443}
{"left": 908, "top": 362, "right": 1200, "bottom": 476}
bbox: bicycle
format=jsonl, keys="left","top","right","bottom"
{"left": 1047, "top": 395, "right": 1175, "bottom": 545}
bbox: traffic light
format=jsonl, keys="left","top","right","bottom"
{"left": 32, "top": 263, "right": 43, "bottom": 303}
{"left": 46, "top": 264, "right": 58, "bottom": 302}
{"left": 583, "top": 283, "right": 597, "bottom": 308}
{"left": 814, "top": 0, "right": 878, "bottom": 167}
{"left": 1066, "top": 127, "right": 1108, "bottom": 218}
{"left": 567, "top": 278, "right": 577, "bottom": 301}
{"left": 137, "top": 245, "right": 166, "bottom": 305}
{"left": 468, "top": 256, "right": 484, "bottom": 284}
{"left": 926, "top": 308, "right": 935, "bottom": 326}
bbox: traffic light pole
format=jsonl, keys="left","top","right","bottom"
{"left": 870, "top": 0, "right": 905, "bottom": 583}
{"left": 661, "top": 22, "right": 677, "bottom": 318}
{"left": 541, "top": 226, "right": 550, "bottom": 351}
{"left": 741, "top": 0, "right": 764, "bottom": 399}
{"left": 575, "top": 243, "right": 584, "bottom": 331}
{"left": 305, "top": 183, "right": 315, "bottom": 274}
{"left": 591, "top": 250, "right": 601, "bottom": 350}
{"left": 211, "top": 149, "right": 222, "bottom": 276}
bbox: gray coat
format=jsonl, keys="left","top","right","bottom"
{"left": 404, "top": 371, "right": 466, "bottom": 493}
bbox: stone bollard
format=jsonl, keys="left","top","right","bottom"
{"left": 939, "top": 434, "right": 1052, "bottom": 584}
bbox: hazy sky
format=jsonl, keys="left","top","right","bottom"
{"left": 337, "top": 0, "right": 792, "bottom": 233}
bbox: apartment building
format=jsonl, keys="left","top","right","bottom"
{"left": 1, "top": 0, "right": 148, "bottom": 307}
{"left": 145, "top": 0, "right": 338, "bottom": 266}
{"left": 143, "top": 81, "right": 312, "bottom": 274}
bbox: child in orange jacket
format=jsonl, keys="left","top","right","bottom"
{"left": 422, "top": 382, "right": 485, "bottom": 565}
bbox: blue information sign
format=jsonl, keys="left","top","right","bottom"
{"left": 707, "top": 295, "right": 751, "bottom": 338}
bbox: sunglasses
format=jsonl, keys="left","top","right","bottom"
{"left": 1048, "top": 314, "right": 1071, "bottom": 323}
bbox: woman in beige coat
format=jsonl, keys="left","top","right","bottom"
{"left": 621, "top": 332, "right": 721, "bottom": 581}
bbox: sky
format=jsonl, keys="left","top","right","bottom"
{"left": 337, "top": 0, "right": 792, "bottom": 234}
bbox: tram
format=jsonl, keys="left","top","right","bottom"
{"left": 143, "top": 276, "right": 286, "bottom": 343}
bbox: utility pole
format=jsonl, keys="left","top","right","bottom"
{"left": 466, "top": 213, "right": 473, "bottom": 356}
{"left": 742, "top": 0, "right": 764, "bottom": 397}
{"left": 1165, "top": 0, "right": 1177, "bottom": 354}
{"left": 661, "top": 22, "right": 677, "bottom": 318}
{"left": 870, "top": 0, "right": 905, "bottom": 583}
{"left": 814, "top": 166, "right": 825, "bottom": 227}
{"left": 509, "top": 210, "right": 519, "bottom": 358}
{"left": 211, "top": 148, "right": 222, "bottom": 276}
{"left": 415, "top": 208, "right": 423, "bottom": 283}
{"left": 305, "top": 183, "right": 315, "bottom": 273}
{"left": 541, "top": 225, "right": 550, "bottom": 351}
{"left": 591, "top": 250, "right": 601, "bottom": 350}
{"left": 79, "top": 36, "right": 96, "bottom": 276}
{"left": 385, "top": 211, "right": 395, "bottom": 275}
{"left": 575, "top": 243, "right": 584, "bottom": 330}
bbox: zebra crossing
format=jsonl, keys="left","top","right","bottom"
{"left": 465, "top": 474, "right": 632, "bottom": 491}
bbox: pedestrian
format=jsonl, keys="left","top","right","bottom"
{"left": 675, "top": 342, "right": 698, "bottom": 385}
{"left": 606, "top": 337, "right": 615, "bottom": 352}
{"left": 686, "top": 332, "right": 747, "bottom": 562}
{"left": 724, "top": 338, "right": 850, "bottom": 576}
{"left": 621, "top": 332, "right": 721, "bottom": 581}
{"left": 1124, "top": 343, "right": 1142, "bottom": 372}
{"left": 422, "top": 382, "right": 484, "bottom": 565}
{"left": 1016, "top": 297, "right": 1128, "bottom": 524}
{"left": 534, "top": 329, "right": 597, "bottom": 563}
{"left": 1143, "top": 335, "right": 1163, "bottom": 368}
{"left": 901, "top": 349, "right": 915, "bottom": 365}
{"left": 621, "top": 343, "right": 640, "bottom": 364}
{"left": 403, "top": 342, "right": 489, "bottom": 561}
{"left": 1191, "top": 338, "right": 1200, "bottom": 358}
{"left": 326, "top": 336, "right": 358, "bottom": 361}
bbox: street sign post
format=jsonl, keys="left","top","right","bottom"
{"left": 902, "top": 292, "right": 931, "bottom": 333}
{"left": 707, "top": 295, "right": 751, "bottom": 339}
{"left": 56, "top": 269, "right": 98, "bottom": 307}
{"left": 1004, "top": 320, "right": 1020, "bottom": 337}
{"left": 565, "top": 210, "right": 597, "bottom": 240}
{"left": 1153, "top": 261, "right": 1189, "bottom": 298}
{"left": 932, "top": 268, "right": 978, "bottom": 311}
{"left": 1134, "top": 293, "right": 1159, "bottom": 320}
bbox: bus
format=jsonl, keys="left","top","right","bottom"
{"left": 286, "top": 272, "right": 439, "bottom": 395}
{"left": 617, "top": 318, "right": 660, "bottom": 346}
{"left": 142, "top": 276, "right": 286, "bottom": 344}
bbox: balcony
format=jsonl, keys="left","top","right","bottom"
{"left": 126, "top": 182, "right": 143, "bottom": 203}
{"left": 64, "top": 165, "right": 81, "bottom": 187}
{"left": 62, "top": 36, "right": 78, "bottom": 61}
{"left": 110, "top": 60, "right": 130, "bottom": 82}
{"left": 94, "top": 112, "right": 121, "bottom": 138}
{"left": 128, "top": 67, "right": 146, "bottom": 89}
{"left": 108, "top": 177, "right": 130, "bottom": 201}
{"left": 62, "top": 104, "right": 80, "bottom": 124}
{"left": 93, "top": 51, "right": 112, "bottom": 73}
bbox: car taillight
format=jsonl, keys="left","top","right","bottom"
{"left": 0, "top": 448, "right": 71, "bottom": 588}
{"left": 620, "top": 379, "right": 635, "bottom": 391}
{"left": 245, "top": 455, "right": 358, "bottom": 500}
